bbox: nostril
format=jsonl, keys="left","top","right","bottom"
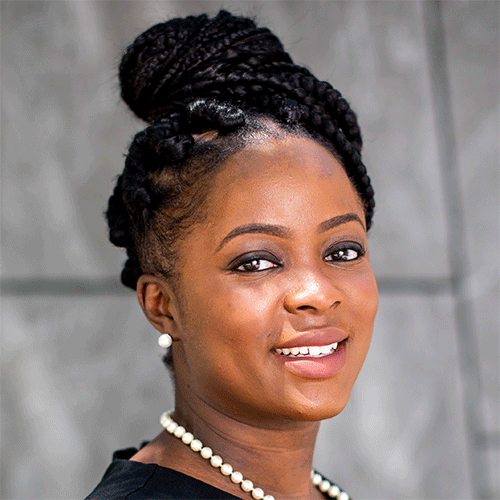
{"left": 295, "top": 301, "right": 340, "bottom": 312}
{"left": 283, "top": 284, "right": 341, "bottom": 313}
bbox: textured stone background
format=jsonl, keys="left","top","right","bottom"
{"left": 1, "top": 1, "right": 498, "bottom": 499}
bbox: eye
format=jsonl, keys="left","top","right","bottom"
{"left": 233, "top": 256, "right": 280, "bottom": 273}
{"left": 325, "top": 244, "right": 365, "bottom": 263}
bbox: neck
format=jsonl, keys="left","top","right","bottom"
{"left": 169, "top": 392, "right": 322, "bottom": 499}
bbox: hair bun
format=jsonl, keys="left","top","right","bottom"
{"left": 119, "top": 10, "right": 292, "bottom": 123}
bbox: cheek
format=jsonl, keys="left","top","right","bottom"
{"left": 175, "top": 281, "right": 286, "bottom": 411}
{"left": 180, "top": 279, "right": 283, "bottom": 359}
{"left": 220, "top": 285, "right": 283, "bottom": 333}
{"left": 344, "top": 268, "right": 379, "bottom": 331}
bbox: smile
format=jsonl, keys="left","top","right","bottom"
{"left": 274, "top": 341, "right": 339, "bottom": 358}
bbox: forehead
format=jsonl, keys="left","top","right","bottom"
{"left": 203, "top": 135, "right": 363, "bottom": 221}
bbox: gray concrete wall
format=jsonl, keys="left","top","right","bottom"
{"left": 1, "top": 1, "right": 498, "bottom": 499}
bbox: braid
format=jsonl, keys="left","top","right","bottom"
{"left": 108, "top": 9, "right": 375, "bottom": 300}
{"left": 106, "top": 100, "right": 251, "bottom": 290}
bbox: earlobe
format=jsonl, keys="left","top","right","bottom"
{"left": 136, "top": 275, "right": 176, "bottom": 334}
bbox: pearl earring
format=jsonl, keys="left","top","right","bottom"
{"left": 158, "top": 333, "right": 173, "bottom": 348}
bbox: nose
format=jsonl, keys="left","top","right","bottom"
{"left": 283, "top": 266, "right": 341, "bottom": 315}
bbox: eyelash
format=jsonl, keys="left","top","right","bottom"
{"left": 325, "top": 243, "right": 365, "bottom": 263}
{"left": 232, "top": 254, "right": 281, "bottom": 273}
{"left": 231, "top": 243, "right": 365, "bottom": 273}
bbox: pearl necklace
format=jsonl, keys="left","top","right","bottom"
{"left": 160, "top": 411, "right": 350, "bottom": 500}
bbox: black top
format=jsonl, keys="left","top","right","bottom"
{"left": 85, "top": 446, "right": 344, "bottom": 500}
{"left": 85, "top": 447, "right": 239, "bottom": 499}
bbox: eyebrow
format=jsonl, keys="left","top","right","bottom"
{"left": 215, "top": 223, "right": 291, "bottom": 253}
{"left": 318, "top": 213, "right": 365, "bottom": 233}
{"left": 215, "top": 212, "right": 365, "bottom": 253}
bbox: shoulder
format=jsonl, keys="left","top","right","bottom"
{"left": 84, "top": 457, "right": 162, "bottom": 500}
{"left": 85, "top": 449, "right": 238, "bottom": 500}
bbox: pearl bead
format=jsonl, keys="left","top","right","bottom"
{"left": 328, "top": 485, "right": 340, "bottom": 497}
{"left": 166, "top": 422, "right": 177, "bottom": 433}
{"left": 339, "top": 492, "right": 350, "bottom": 500}
{"left": 263, "top": 496, "right": 275, "bottom": 500}
{"left": 220, "top": 463, "right": 233, "bottom": 476}
{"left": 231, "top": 471, "right": 243, "bottom": 484}
{"left": 200, "top": 447, "right": 212, "bottom": 459}
{"left": 181, "top": 432, "right": 193, "bottom": 444}
{"left": 210, "top": 455, "right": 223, "bottom": 467}
{"left": 252, "top": 487, "right": 264, "bottom": 499}
{"left": 190, "top": 439, "right": 202, "bottom": 452}
{"left": 320, "top": 479, "right": 331, "bottom": 492}
{"left": 158, "top": 333, "right": 172, "bottom": 348}
{"left": 312, "top": 473, "right": 322, "bottom": 486}
{"left": 174, "top": 426, "right": 185, "bottom": 438}
{"left": 241, "top": 479, "right": 253, "bottom": 492}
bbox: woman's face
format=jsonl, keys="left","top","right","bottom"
{"left": 168, "top": 135, "right": 378, "bottom": 424}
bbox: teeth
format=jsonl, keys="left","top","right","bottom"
{"left": 320, "top": 345, "right": 331, "bottom": 355}
{"left": 309, "top": 346, "right": 321, "bottom": 356}
{"left": 275, "top": 341, "right": 341, "bottom": 358}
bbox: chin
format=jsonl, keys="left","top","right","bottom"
{"left": 274, "top": 385, "right": 354, "bottom": 423}
{"left": 297, "top": 398, "right": 351, "bottom": 422}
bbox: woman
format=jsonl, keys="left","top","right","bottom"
{"left": 86, "top": 10, "right": 378, "bottom": 500}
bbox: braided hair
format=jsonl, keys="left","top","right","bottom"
{"left": 107, "top": 10, "right": 375, "bottom": 295}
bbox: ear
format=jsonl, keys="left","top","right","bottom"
{"left": 136, "top": 275, "right": 180, "bottom": 336}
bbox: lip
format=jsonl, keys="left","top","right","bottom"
{"left": 274, "top": 341, "right": 347, "bottom": 379}
{"left": 274, "top": 328, "right": 347, "bottom": 349}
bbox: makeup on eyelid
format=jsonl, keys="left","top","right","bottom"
{"left": 215, "top": 213, "right": 365, "bottom": 253}
{"left": 224, "top": 236, "right": 366, "bottom": 274}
